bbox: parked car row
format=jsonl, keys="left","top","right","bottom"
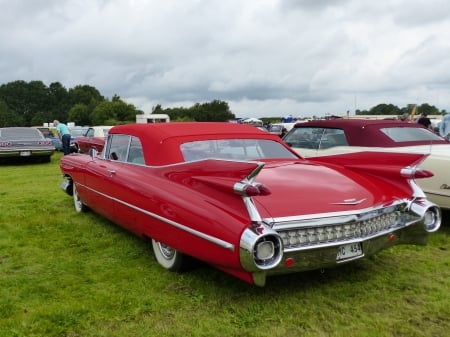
{"left": 59, "top": 122, "right": 442, "bottom": 286}
{"left": 282, "top": 119, "right": 450, "bottom": 209}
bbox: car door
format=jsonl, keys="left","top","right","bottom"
{"left": 81, "top": 156, "right": 116, "bottom": 219}
{"left": 100, "top": 134, "right": 144, "bottom": 234}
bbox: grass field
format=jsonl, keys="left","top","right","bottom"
{"left": 1, "top": 152, "right": 449, "bottom": 337}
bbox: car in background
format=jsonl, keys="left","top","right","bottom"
{"left": 59, "top": 122, "right": 441, "bottom": 286}
{"left": 0, "top": 127, "right": 55, "bottom": 162}
{"left": 68, "top": 126, "right": 89, "bottom": 153}
{"left": 32, "top": 126, "right": 63, "bottom": 151}
{"left": 51, "top": 137, "right": 63, "bottom": 151}
{"left": 283, "top": 119, "right": 450, "bottom": 209}
{"left": 268, "top": 122, "right": 296, "bottom": 137}
{"left": 74, "top": 126, "right": 112, "bottom": 154}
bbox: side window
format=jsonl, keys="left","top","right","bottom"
{"left": 108, "top": 135, "right": 130, "bottom": 161}
{"left": 86, "top": 128, "right": 94, "bottom": 137}
{"left": 127, "top": 137, "right": 145, "bottom": 164}
{"left": 318, "top": 129, "right": 347, "bottom": 149}
{"left": 284, "top": 127, "right": 319, "bottom": 149}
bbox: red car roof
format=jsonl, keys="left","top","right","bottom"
{"left": 110, "top": 122, "right": 290, "bottom": 165}
{"left": 110, "top": 122, "right": 280, "bottom": 141}
{"left": 293, "top": 119, "right": 447, "bottom": 147}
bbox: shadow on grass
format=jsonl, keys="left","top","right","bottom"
{"left": 68, "top": 204, "right": 450, "bottom": 296}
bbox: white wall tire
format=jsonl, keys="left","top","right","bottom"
{"left": 151, "top": 239, "right": 187, "bottom": 272}
{"left": 73, "top": 183, "right": 88, "bottom": 213}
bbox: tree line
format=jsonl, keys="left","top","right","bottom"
{"left": 0, "top": 80, "right": 235, "bottom": 127}
{"left": 1, "top": 80, "right": 446, "bottom": 128}
{"left": 355, "top": 103, "right": 446, "bottom": 116}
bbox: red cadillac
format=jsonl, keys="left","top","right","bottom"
{"left": 60, "top": 122, "right": 441, "bottom": 286}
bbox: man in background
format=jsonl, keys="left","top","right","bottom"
{"left": 416, "top": 112, "right": 432, "bottom": 130}
{"left": 439, "top": 113, "right": 450, "bottom": 139}
{"left": 53, "top": 120, "right": 71, "bottom": 155}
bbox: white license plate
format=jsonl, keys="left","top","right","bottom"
{"left": 60, "top": 180, "right": 70, "bottom": 191}
{"left": 336, "top": 243, "right": 363, "bottom": 261}
{"left": 20, "top": 151, "right": 31, "bottom": 156}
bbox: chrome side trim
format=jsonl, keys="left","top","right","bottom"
{"left": 424, "top": 190, "right": 450, "bottom": 198}
{"left": 330, "top": 198, "right": 366, "bottom": 205}
{"left": 77, "top": 183, "right": 235, "bottom": 251}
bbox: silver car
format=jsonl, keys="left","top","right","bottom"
{"left": 0, "top": 127, "right": 55, "bottom": 162}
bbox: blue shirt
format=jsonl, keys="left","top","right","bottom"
{"left": 439, "top": 114, "right": 450, "bottom": 138}
{"left": 56, "top": 123, "right": 70, "bottom": 136}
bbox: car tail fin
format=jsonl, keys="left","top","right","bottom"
{"left": 308, "top": 151, "right": 431, "bottom": 180}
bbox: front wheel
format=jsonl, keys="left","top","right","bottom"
{"left": 73, "top": 183, "right": 88, "bottom": 212}
{"left": 151, "top": 239, "right": 190, "bottom": 272}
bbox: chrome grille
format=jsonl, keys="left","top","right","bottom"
{"left": 276, "top": 205, "right": 419, "bottom": 249}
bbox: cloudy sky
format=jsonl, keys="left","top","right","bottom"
{"left": 1, "top": 0, "right": 450, "bottom": 118}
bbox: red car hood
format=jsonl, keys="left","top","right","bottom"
{"left": 253, "top": 161, "right": 397, "bottom": 218}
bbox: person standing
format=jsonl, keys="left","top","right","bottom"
{"left": 439, "top": 113, "right": 450, "bottom": 139}
{"left": 53, "top": 120, "right": 71, "bottom": 155}
{"left": 416, "top": 112, "right": 432, "bottom": 130}
{"left": 280, "top": 127, "right": 288, "bottom": 138}
{"left": 400, "top": 112, "right": 410, "bottom": 122}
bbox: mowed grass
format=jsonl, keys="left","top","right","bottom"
{"left": 0, "top": 152, "right": 449, "bottom": 337}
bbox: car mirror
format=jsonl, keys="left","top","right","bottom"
{"left": 90, "top": 148, "right": 98, "bottom": 159}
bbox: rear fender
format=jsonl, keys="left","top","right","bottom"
{"left": 308, "top": 151, "right": 431, "bottom": 180}
{"left": 309, "top": 151, "right": 432, "bottom": 199}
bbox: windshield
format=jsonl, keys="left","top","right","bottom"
{"left": 180, "top": 139, "right": 297, "bottom": 161}
{"left": 70, "top": 128, "right": 88, "bottom": 137}
{"left": 283, "top": 127, "right": 348, "bottom": 150}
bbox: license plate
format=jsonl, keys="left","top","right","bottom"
{"left": 336, "top": 243, "right": 363, "bottom": 261}
{"left": 20, "top": 151, "right": 31, "bottom": 156}
{"left": 60, "top": 180, "right": 70, "bottom": 192}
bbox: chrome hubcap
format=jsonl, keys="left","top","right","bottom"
{"left": 158, "top": 243, "right": 175, "bottom": 260}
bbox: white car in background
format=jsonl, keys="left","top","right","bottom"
{"left": 283, "top": 119, "right": 450, "bottom": 209}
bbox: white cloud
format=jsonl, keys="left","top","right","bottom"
{"left": 1, "top": 0, "right": 450, "bottom": 118}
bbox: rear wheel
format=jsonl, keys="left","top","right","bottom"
{"left": 151, "top": 239, "right": 189, "bottom": 272}
{"left": 73, "top": 183, "right": 88, "bottom": 212}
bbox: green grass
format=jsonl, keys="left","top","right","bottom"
{"left": 1, "top": 152, "right": 449, "bottom": 337}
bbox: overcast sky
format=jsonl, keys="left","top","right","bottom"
{"left": 1, "top": 0, "right": 450, "bottom": 118}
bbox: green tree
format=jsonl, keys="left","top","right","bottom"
{"left": 90, "top": 100, "right": 139, "bottom": 125}
{"left": 47, "top": 82, "right": 71, "bottom": 121}
{"left": 417, "top": 103, "right": 439, "bottom": 116}
{"left": 0, "top": 80, "right": 50, "bottom": 126}
{"left": 113, "top": 100, "right": 138, "bottom": 122}
{"left": 30, "top": 111, "right": 50, "bottom": 126}
{"left": 164, "top": 100, "right": 235, "bottom": 122}
{"left": 68, "top": 85, "right": 104, "bottom": 106}
{"left": 0, "top": 99, "right": 24, "bottom": 127}
{"left": 68, "top": 103, "right": 91, "bottom": 126}
{"left": 368, "top": 103, "right": 400, "bottom": 115}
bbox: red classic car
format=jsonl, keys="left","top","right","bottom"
{"left": 60, "top": 122, "right": 441, "bottom": 286}
{"left": 75, "top": 126, "right": 112, "bottom": 154}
